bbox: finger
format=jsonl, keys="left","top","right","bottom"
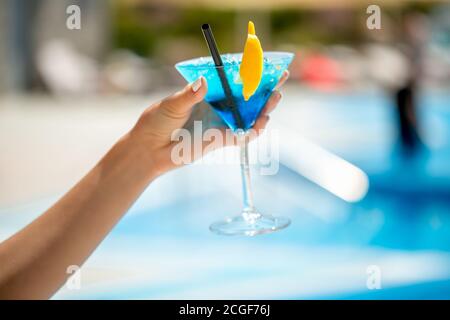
{"left": 160, "top": 76, "right": 207, "bottom": 116}
{"left": 252, "top": 115, "right": 270, "bottom": 132}
{"left": 261, "top": 90, "right": 282, "bottom": 115}
{"left": 213, "top": 114, "right": 270, "bottom": 148}
{"left": 212, "top": 127, "right": 237, "bottom": 147}
{"left": 198, "top": 115, "right": 270, "bottom": 157}
{"left": 274, "top": 70, "right": 290, "bottom": 90}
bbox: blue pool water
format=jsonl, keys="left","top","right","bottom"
{"left": 2, "top": 89, "right": 449, "bottom": 300}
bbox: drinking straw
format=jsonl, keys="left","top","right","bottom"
{"left": 201, "top": 24, "right": 244, "bottom": 129}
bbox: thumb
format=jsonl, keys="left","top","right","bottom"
{"left": 160, "top": 76, "right": 207, "bottom": 116}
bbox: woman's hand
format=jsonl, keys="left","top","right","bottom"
{"left": 131, "top": 70, "right": 289, "bottom": 177}
{"left": 0, "top": 70, "right": 289, "bottom": 299}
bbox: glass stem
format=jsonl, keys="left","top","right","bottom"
{"left": 238, "top": 132, "right": 260, "bottom": 221}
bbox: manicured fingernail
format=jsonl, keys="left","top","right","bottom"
{"left": 191, "top": 77, "right": 203, "bottom": 93}
{"left": 275, "top": 91, "right": 282, "bottom": 101}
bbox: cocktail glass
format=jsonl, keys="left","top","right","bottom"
{"left": 176, "top": 51, "right": 294, "bottom": 236}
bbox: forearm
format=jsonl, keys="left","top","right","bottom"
{"left": 0, "top": 132, "right": 157, "bottom": 299}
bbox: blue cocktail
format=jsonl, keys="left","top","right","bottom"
{"left": 176, "top": 51, "right": 294, "bottom": 235}
{"left": 176, "top": 52, "right": 293, "bottom": 131}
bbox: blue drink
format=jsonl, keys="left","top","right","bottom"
{"left": 176, "top": 52, "right": 294, "bottom": 131}
{"left": 175, "top": 51, "right": 294, "bottom": 236}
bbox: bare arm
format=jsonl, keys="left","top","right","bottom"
{"left": 0, "top": 132, "right": 157, "bottom": 299}
{"left": 0, "top": 72, "right": 288, "bottom": 299}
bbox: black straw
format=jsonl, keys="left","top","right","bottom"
{"left": 201, "top": 24, "right": 244, "bottom": 129}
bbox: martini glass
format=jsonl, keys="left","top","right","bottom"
{"left": 176, "top": 51, "right": 294, "bottom": 236}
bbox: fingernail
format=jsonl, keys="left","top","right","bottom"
{"left": 275, "top": 91, "right": 282, "bottom": 101}
{"left": 191, "top": 77, "right": 203, "bottom": 93}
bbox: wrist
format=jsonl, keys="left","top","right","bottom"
{"left": 116, "top": 131, "right": 162, "bottom": 183}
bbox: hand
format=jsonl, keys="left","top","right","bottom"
{"left": 130, "top": 70, "right": 290, "bottom": 176}
{"left": 0, "top": 69, "right": 290, "bottom": 299}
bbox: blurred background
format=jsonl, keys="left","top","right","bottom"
{"left": 1, "top": 0, "right": 450, "bottom": 299}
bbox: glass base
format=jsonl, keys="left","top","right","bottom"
{"left": 209, "top": 210, "right": 291, "bottom": 236}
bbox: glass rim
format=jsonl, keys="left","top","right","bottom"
{"left": 175, "top": 51, "right": 294, "bottom": 70}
